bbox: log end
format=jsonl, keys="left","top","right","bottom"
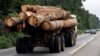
{"left": 4, "top": 16, "right": 16, "bottom": 27}
{"left": 19, "top": 12, "right": 27, "bottom": 20}
{"left": 21, "top": 5, "right": 28, "bottom": 12}
{"left": 28, "top": 16, "right": 39, "bottom": 27}
{"left": 41, "top": 21, "right": 50, "bottom": 30}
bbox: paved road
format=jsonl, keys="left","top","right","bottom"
{"left": 0, "top": 32, "right": 100, "bottom": 56}
{"left": 73, "top": 33, "right": 100, "bottom": 56}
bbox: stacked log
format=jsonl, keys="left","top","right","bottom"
{"left": 4, "top": 4, "right": 77, "bottom": 32}
{"left": 18, "top": 11, "right": 36, "bottom": 20}
{"left": 27, "top": 10, "right": 70, "bottom": 27}
{"left": 21, "top": 5, "right": 61, "bottom": 12}
{"left": 4, "top": 16, "right": 20, "bottom": 27}
{"left": 41, "top": 19, "right": 77, "bottom": 30}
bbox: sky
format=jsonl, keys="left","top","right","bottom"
{"left": 83, "top": 0, "right": 100, "bottom": 20}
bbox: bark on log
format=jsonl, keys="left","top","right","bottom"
{"left": 63, "top": 18, "right": 77, "bottom": 28}
{"left": 4, "top": 16, "right": 20, "bottom": 27}
{"left": 21, "top": 5, "right": 60, "bottom": 12}
{"left": 36, "top": 8, "right": 71, "bottom": 19}
{"left": 41, "top": 18, "right": 77, "bottom": 30}
{"left": 21, "top": 4, "right": 71, "bottom": 19}
{"left": 21, "top": 5, "right": 34, "bottom": 12}
{"left": 21, "top": 5, "right": 45, "bottom": 12}
{"left": 41, "top": 20, "right": 64, "bottom": 30}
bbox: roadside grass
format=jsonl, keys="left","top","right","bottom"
{"left": 0, "top": 32, "right": 24, "bottom": 49}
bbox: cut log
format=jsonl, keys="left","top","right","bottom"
{"left": 41, "top": 20, "right": 64, "bottom": 30}
{"left": 28, "top": 11, "right": 70, "bottom": 27}
{"left": 5, "top": 22, "right": 25, "bottom": 32}
{"left": 28, "top": 16, "right": 39, "bottom": 27}
{"left": 21, "top": 5, "right": 60, "bottom": 12}
{"left": 21, "top": 5, "right": 45, "bottom": 12}
{"left": 36, "top": 8, "right": 71, "bottom": 19}
{"left": 21, "top": 5, "right": 34, "bottom": 12}
{"left": 36, "top": 6, "right": 61, "bottom": 13}
{"left": 4, "top": 16, "right": 20, "bottom": 27}
{"left": 21, "top": 4, "right": 71, "bottom": 19}
{"left": 41, "top": 19, "right": 77, "bottom": 30}
{"left": 18, "top": 11, "right": 36, "bottom": 20}
{"left": 63, "top": 18, "right": 77, "bottom": 28}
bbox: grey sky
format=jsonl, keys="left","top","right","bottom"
{"left": 83, "top": 0, "right": 100, "bottom": 19}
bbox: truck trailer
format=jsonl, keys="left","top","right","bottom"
{"left": 4, "top": 5, "right": 78, "bottom": 53}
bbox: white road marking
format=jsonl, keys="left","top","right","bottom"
{"left": 70, "top": 42, "right": 87, "bottom": 55}
{"left": 88, "top": 35, "right": 96, "bottom": 42}
{"left": 70, "top": 33, "right": 100, "bottom": 56}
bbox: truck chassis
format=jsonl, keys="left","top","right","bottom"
{"left": 16, "top": 25, "right": 77, "bottom": 53}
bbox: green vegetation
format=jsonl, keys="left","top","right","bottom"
{"left": 0, "top": 0, "right": 100, "bottom": 49}
{"left": 0, "top": 36, "right": 12, "bottom": 49}
{"left": 77, "top": 29, "right": 85, "bottom": 34}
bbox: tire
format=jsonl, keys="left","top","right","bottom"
{"left": 16, "top": 38, "right": 33, "bottom": 54}
{"left": 67, "top": 32, "right": 76, "bottom": 47}
{"left": 64, "top": 31, "right": 69, "bottom": 47}
{"left": 74, "top": 33, "right": 77, "bottom": 45}
{"left": 16, "top": 38, "right": 24, "bottom": 53}
{"left": 49, "top": 37, "right": 54, "bottom": 53}
{"left": 60, "top": 35, "right": 65, "bottom": 51}
{"left": 54, "top": 36, "right": 61, "bottom": 53}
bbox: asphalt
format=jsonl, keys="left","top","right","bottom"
{"left": 72, "top": 33, "right": 100, "bottom": 56}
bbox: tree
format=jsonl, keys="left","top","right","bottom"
{"left": 89, "top": 14, "right": 100, "bottom": 29}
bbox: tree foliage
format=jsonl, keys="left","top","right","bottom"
{"left": 89, "top": 14, "right": 100, "bottom": 29}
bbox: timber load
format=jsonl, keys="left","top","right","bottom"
{"left": 4, "top": 4, "right": 77, "bottom": 32}
{"left": 41, "top": 19, "right": 77, "bottom": 30}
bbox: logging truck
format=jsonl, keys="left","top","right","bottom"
{"left": 4, "top": 5, "right": 78, "bottom": 53}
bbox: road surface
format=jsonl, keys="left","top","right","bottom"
{"left": 0, "top": 32, "right": 100, "bottom": 56}
{"left": 72, "top": 32, "right": 100, "bottom": 56}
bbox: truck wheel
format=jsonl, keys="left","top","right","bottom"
{"left": 74, "top": 33, "right": 77, "bottom": 45}
{"left": 49, "top": 38, "right": 54, "bottom": 53}
{"left": 64, "top": 32, "right": 69, "bottom": 47}
{"left": 61, "top": 35, "right": 65, "bottom": 51}
{"left": 16, "top": 38, "right": 33, "bottom": 53}
{"left": 54, "top": 36, "right": 61, "bottom": 53}
{"left": 67, "top": 32, "right": 76, "bottom": 47}
{"left": 16, "top": 38, "right": 25, "bottom": 53}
